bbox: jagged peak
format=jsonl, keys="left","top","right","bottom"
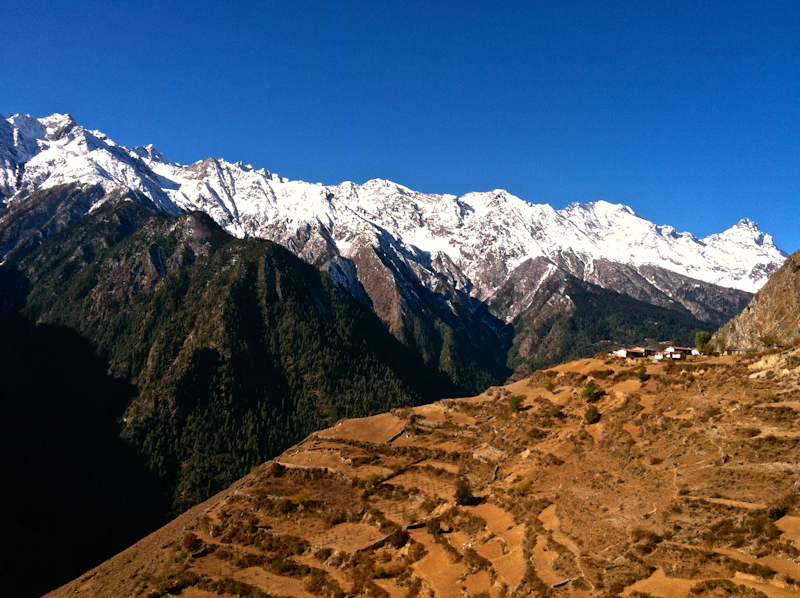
{"left": 703, "top": 217, "right": 782, "bottom": 252}
{"left": 561, "top": 200, "right": 638, "bottom": 217}
{"left": 734, "top": 217, "right": 759, "bottom": 231}
{"left": 39, "top": 112, "right": 78, "bottom": 139}
{"left": 130, "top": 144, "right": 176, "bottom": 165}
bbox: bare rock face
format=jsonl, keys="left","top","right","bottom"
{"left": 715, "top": 250, "right": 800, "bottom": 350}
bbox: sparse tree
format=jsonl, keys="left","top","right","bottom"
{"left": 581, "top": 381, "right": 604, "bottom": 403}
{"left": 585, "top": 405, "right": 601, "bottom": 425}
{"left": 695, "top": 331, "right": 712, "bottom": 353}
{"left": 454, "top": 478, "right": 474, "bottom": 505}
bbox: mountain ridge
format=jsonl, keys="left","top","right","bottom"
{"left": 0, "top": 112, "right": 785, "bottom": 311}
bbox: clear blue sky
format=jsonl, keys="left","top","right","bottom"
{"left": 2, "top": 1, "right": 798, "bottom": 251}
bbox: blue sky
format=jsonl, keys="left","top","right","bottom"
{"left": 2, "top": 1, "right": 798, "bottom": 251}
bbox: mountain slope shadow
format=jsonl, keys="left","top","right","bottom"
{"left": 0, "top": 269, "right": 170, "bottom": 598}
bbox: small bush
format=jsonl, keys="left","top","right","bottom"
{"left": 276, "top": 498, "right": 296, "bottom": 514}
{"left": 426, "top": 517, "right": 441, "bottom": 535}
{"left": 294, "top": 490, "right": 313, "bottom": 506}
{"left": 508, "top": 395, "right": 524, "bottom": 413}
{"left": 514, "top": 480, "right": 532, "bottom": 496}
{"left": 268, "top": 461, "right": 286, "bottom": 477}
{"left": 454, "top": 478, "right": 475, "bottom": 505}
{"left": 588, "top": 369, "right": 614, "bottom": 380}
{"left": 365, "top": 474, "right": 384, "bottom": 489}
{"left": 183, "top": 532, "right": 201, "bottom": 552}
{"left": 760, "top": 334, "right": 778, "bottom": 348}
{"left": 585, "top": 405, "right": 601, "bottom": 424}
{"left": 581, "top": 381, "right": 605, "bottom": 403}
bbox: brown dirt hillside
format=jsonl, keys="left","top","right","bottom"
{"left": 46, "top": 350, "right": 800, "bottom": 598}
{"left": 715, "top": 250, "right": 800, "bottom": 350}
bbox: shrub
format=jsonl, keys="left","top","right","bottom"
{"left": 426, "top": 518, "right": 442, "bottom": 536}
{"left": 454, "top": 478, "right": 474, "bottom": 505}
{"left": 760, "top": 334, "right": 778, "bottom": 348}
{"left": 588, "top": 369, "right": 614, "bottom": 380}
{"left": 268, "top": 461, "right": 286, "bottom": 477}
{"left": 386, "top": 529, "right": 409, "bottom": 548}
{"left": 365, "top": 474, "right": 384, "bottom": 489}
{"left": 508, "top": 395, "right": 524, "bottom": 413}
{"left": 183, "top": 532, "right": 201, "bottom": 552}
{"left": 514, "top": 480, "right": 532, "bottom": 496}
{"left": 276, "top": 498, "right": 296, "bottom": 514}
{"left": 585, "top": 405, "right": 600, "bottom": 425}
{"left": 294, "top": 490, "right": 313, "bottom": 506}
{"left": 581, "top": 381, "right": 605, "bottom": 403}
{"left": 326, "top": 510, "right": 346, "bottom": 526}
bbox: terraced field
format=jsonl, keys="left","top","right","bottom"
{"left": 47, "top": 348, "right": 800, "bottom": 598}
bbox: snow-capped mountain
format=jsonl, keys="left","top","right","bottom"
{"left": 0, "top": 112, "right": 786, "bottom": 333}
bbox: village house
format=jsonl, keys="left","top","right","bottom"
{"left": 653, "top": 346, "right": 700, "bottom": 360}
{"left": 613, "top": 347, "right": 654, "bottom": 358}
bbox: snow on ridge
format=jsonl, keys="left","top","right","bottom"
{"left": 0, "top": 112, "right": 787, "bottom": 296}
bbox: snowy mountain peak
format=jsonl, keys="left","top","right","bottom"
{"left": 561, "top": 200, "right": 638, "bottom": 219}
{"left": 703, "top": 218, "right": 785, "bottom": 256}
{"left": 0, "top": 112, "right": 787, "bottom": 303}
{"left": 130, "top": 144, "right": 175, "bottom": 166}
{"left": 39, "top": 112, "right": 78, "bottom": 139}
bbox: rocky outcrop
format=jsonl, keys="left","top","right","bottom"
{"left": 714, "top": 250, "right": 800, "bottom": 350}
